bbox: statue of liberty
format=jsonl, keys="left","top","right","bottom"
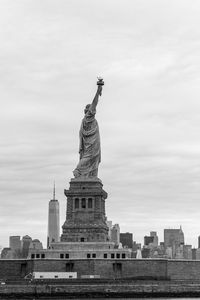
{"left": 73, "top": 78, "right": 104, "bottom": 178}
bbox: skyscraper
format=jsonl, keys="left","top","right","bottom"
{"left": 120, "top": 232, "right": 133, "bottom": 249}
{"left": 198, "top": 236, "right": 200, "bottom": 248}
{"left": 9, "top": 235, "right": 21, "bottom": 258}
{"left": 106, "top": 219, "right": 113, "bottom": 240}
{"left": 164, "top": 226, "right": 184, "bottom": 258}
{"left": 144, "top": 232, "right": 158, "bottom": 247}
{"left": 9, "top": 236, "right": 21, "bottom": 251}
{"left": 111, "top": 224, "right": 120, "bottom": 246}
{"left": 29, "top": 239, "right": 43, "bottom": 250}
{"left": 164, "top": 227, "right": 184, "bottom": 248}
{"left": 47, "top": 183, "right": 60, "bottom": 248}
{"left": 144, "top": 235, "right": 154, "bottom": 246}
{"left": 150, "top": 231, "right": 158, "bottom": 247}
{"left": 21, "top": 235, "right": 32, "bottom": 258}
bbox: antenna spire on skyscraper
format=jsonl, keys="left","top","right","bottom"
{"left": 53, "top": 181, "right": 56, "bottom": 200}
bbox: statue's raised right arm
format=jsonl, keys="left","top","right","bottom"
{"left": 90, "top": 85, "right": 103, "bottom": 112}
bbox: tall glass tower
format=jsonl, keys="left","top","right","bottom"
{"left": 47, "top": 183, "right": 60, "bottom": 248}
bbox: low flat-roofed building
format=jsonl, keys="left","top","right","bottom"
{"left": 28, "top": 241, "right": 131, "bottom": 260}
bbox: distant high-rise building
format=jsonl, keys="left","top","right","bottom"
{"left": 164, "top": 227, "right": 184, "bottom": 248}
{"left": 175, "top": 244, "right": 184, "bottom": 259}
{"left": 144, "top": 236, "right": 154, "bottom": 246}
{"left": 1, "top": 247, "right": 12, "bottom": 259}
{"left": 183, "top": 245, "right": 192, "bottom": 260}
{"left": 9, "top": 236, "right": 21, "bottom": 251}
{"left": 160, "top": 242, "right": 165, "bottom": 248}
{"left": 132, "top": 241, "right": 141, "bottom": 252}
{"left": 198, "top": 236, "right": 200, "bottom": 248}
{"left": 9, "top": 235, "right": 21, "bottom": 258}
{"left": 164, "top": 227, "right": 184, "bottom": 258}
{"left": 144, "top": 232, "right": 158, "bottom": 247}
{"left": 192, "top": 248, "right": 197, "bottom": 260}
{"left": 111, "top": 224, "right": 120, "bottom": 246}
{"left": 120, "top": 232, "right": 133, "bottom": 249}
{"left": 196, "top": 248, "right": 200, "bottom": 260}
{"left": 29, "top": 239, "right": 43, "bottom": 250}
{"left": 47, "top": 183, "right": 60, "bottom": 248}
{"left": 106, "top": 220, "right": 112, "bottom": 239}
{"left": 142, "top": 248, "right": 150, "bottom": 258}
{"left": 21, "top": 235, "right": 32, "bottom": 258}
{"left": 150, "top": 231, "right": 158, "bottom": 246}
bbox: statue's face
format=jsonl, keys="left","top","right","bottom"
{"left": 84, "top": 104, "right": 90, "bottom": 114}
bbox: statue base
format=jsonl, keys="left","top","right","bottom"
{"left": 61, "top": 177, "right": 109, "bottom": 243}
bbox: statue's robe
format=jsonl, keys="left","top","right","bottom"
{"left": 73, "top": 105, "right": 101, "bottom": 178}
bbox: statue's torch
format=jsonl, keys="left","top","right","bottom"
{"left": 97, "top": 77, "right": 104, "bottom": 96}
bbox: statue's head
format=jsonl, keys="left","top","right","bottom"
{"left": 84, "top": 104, "right": 90, "bottom": 114}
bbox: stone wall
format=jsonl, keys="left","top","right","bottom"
{"left": 3, "top": 281, "right": 200, "bottom": 297}
{"left": 0, "top": 259, "right": 33, "bottom": 280}
{"left": 31, "top": 259, "right": 167, "bottom": 279}
{"left": 1, "top": 258, "right": 200, "bottom": 280}
{"left": 2, "top": 281, "right": 200, "bottom": 297}
{"left": 168, "top": 260, "right": 200, "bottom": 280}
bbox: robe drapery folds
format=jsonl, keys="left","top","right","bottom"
{"left": 73, "top": 106, "right": 101, "bottom": 178}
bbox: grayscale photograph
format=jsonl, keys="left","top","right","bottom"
{"left": 0, "top": 0, "right": 200, "bottom": 297}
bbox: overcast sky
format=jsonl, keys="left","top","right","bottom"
{"left": 1, "top": 0, "right": 200, "bottom": 248}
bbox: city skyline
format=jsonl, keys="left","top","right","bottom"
{"left": 1, "top": 0, "right": 200, "bottom": 248}
{"left": 2, "top": 225, "right": 197, "bottom": 255}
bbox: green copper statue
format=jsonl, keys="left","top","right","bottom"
{"left": 73, "top": 78, "right": 104, "bottom": 178}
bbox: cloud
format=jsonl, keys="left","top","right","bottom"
{"left": 1, "top": 0, "right": 200, "bottom": 248}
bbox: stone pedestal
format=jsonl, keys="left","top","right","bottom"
{"left": 29, "top": 178, "right": 131, "bottom": 260}
{"left": 61, "top": 178, "right": 109, "bottom": 243}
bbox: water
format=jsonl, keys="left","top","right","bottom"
{"left": 0, "top": 298, "right": 197, "bottom": 300}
